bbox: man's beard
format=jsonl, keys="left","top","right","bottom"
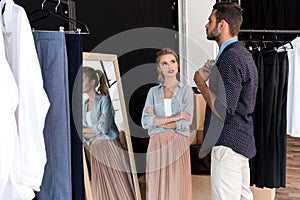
{"left": 206, "top": 25, "right": 220, "bottom": 42}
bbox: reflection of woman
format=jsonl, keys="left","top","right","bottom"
{"left": 82, "top": 66, "right": 135, "bottom": 200}
{"left": 141, "top": 48, "right": 193, "bottom": 200}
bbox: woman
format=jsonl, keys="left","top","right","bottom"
{"left": 141, "top": 48, "right": 194, "bottom": 200}
{"left": 82, "top": 66, "right": 135, "bottom": 200}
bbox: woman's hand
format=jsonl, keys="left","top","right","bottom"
{"left": 99, "top": 114, "right": 104, "bottom": 120}
{"left": 144, "top": 106, "right": 154, "bottom": 116}
{"left": 174, "top": 111, "right": 191, "bottom": 121}
{"left": 83, "top": 127, "right": 95, "bottom": 139}
{"left": 83, "top": 133, "right": 95, "bottom": 139}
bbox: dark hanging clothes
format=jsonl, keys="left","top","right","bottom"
{"left": 65, "top": 34, "right": 85, "bottom": 200}
{"left": 250, "top": 49, "right": 288, "bottom": 188}
{"left": 241, "top": 0, "right": 300, "bottom": 30}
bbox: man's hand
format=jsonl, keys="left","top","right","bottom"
{"left": 194, "top": 59, "right": 214, "bottom": 83}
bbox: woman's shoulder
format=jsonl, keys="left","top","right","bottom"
{"left": 94, "top": 94, "right": 111, "bottom": 103}
{"left": 148, "top": 84, "right": 162, "bottom": 93}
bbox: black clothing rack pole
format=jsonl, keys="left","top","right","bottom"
{"left": 239, "top": 29, "right": 300, "bottom": 44}
{"left": 216, "top": 0, "right": 241, "bottom": 5}
{"left": 240, "top": 29, "right": 300, "bottom": 34}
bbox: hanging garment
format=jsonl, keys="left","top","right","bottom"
{"left": 241, "top": 0, "right": 300, "bottom": 30}
{"left": 0, "top": 22, "right": 19, "bottom": 199}
{"left": 33, "top": 31, "right": 72, "bottom": 200}
{"left": 65, "top": 34, "right": 85, "bottom": 200}
{"left": 287, "top": 37, "right": 300, "bottom": 137}
{"left": 250, "top": 50, "right": 288, "bottom": 188}
{"left": 0, "top": 0, "right": 50, "bottom": 199}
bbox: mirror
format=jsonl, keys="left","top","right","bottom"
{"left": 82, "top": 52, "right": 141, "bottom": 200}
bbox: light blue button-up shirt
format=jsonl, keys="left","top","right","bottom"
{"left": 215, "top": 37, "right": 238, "bottom": 63}
{"left": 141, "top": 82, "right": 194, "bottom": 137}
{"left": 83, "top": 94, "right": 119, "bottom": 144}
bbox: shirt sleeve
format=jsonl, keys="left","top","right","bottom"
{"left": 214, "top": 54, "right": 243, "bottom": 120}
{"left": 175, "top": 86, "right": 194, "bottom": 131}
{"left": 141, "top": 88, "right": 156, "bottom": 129}
{"left": 92, "top": 96, "right": 115, "bottom": 135}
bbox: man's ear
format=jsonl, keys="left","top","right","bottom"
{"left": 219, "top": 19, "right": 227, "bottom": 29}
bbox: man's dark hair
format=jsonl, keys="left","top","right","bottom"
{"left": 213, "top": 2, "right": 243, "bottom": 36}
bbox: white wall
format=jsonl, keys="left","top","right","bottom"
{"left": 179, "top": 0, "right": 217, "bottom": 86}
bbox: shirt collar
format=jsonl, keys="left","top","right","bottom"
{"left": 158, "top": 82, "right": 183, "bottom": 88}
{"left": 215, "top": 37, "right": 238, "bottom": 63}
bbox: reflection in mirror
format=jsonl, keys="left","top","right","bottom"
{"left": 82, "top": 53, "right": 141, "bottom": 200}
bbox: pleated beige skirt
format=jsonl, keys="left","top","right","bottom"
{"left": 89, "top": 139, "right": 135, "bottom": 200}
{"left": 146, "top": 131, "right": 192, "bottom": 200}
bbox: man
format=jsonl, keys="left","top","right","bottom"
{"left": 193, "top": 2, "right": 258, "bottom": 200}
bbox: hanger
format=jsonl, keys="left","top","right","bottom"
{"left": 0, "top": 3, "right": 4, "bottom": 28}
{"left": 41, "top": 0, "right": 47, "bottom": 9}
{"left": 276, "top": 41, "right": 293, "bottom": 53}
{"left": 54, "top": 0, "right": 60, "bottom": 13}
{"left": 28, "top": 0, "right": 90, "bottom": 34}
{"left": 245, "top": 40, "right": 260, "bottom": 51}
{"left": 270, "top": 32, "right": 283, "bottom": 51}
{"left": 243, "top": 31, "right": 257, "bottom": 51}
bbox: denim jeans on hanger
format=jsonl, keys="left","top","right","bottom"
{"left": 33, "top": 32, "right": 72, "bottom": 200}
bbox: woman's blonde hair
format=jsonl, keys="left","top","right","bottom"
{"left": 83, "top": 66, "right": 110, "bottom": 96}
{"left": 155, "top": 48, "right": 179, "bottom": 83}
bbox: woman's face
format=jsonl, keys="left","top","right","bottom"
{"left": 158, "top": 54, "right": 178, "bottom": 78}
{"left": 82, "top": 73, "right": 95, "bottom": 93}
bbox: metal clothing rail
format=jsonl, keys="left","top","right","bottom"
{"left": 240, "top": 29, "right": 300, "bottom": 34}
{"left": 216, "top": 0, "right": 241, "bottom": 5}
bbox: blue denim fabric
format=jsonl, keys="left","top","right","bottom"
{"left": 33, "top": 32, "right": 72, "bottom": 200}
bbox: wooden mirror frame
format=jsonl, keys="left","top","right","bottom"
{"left": 82, "top": 52, "right": 141, "bottom": 200}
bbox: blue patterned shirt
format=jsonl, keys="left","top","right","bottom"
{"left": 205, "top": 41, "right": 259, "bottom": 158}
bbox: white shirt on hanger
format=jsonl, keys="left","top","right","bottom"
{"left": 0, "top": 0, "right": 50, "bottom": 199}
{"left": 0, "top": 17, "right": 19, "bottom": 199}
{"left": 287, "top": 37, "right": 300, "bottom": 137}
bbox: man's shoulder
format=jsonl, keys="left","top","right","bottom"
{"left": 223, "top": 42, "right": 253, "bottom": 61}
{"left": 227, "top": 41, "right": 249, "bottom": 53}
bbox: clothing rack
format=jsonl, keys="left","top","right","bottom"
{"left": 238, "top": 29, "right": 297, "bottom": 52}
{"left": 240, "top": 29, "right": 300, "bottom": 34}
{"left": 216, "top": 0, "right": 241, "bottom": 5}
{"left": 239, "top": 29, "right": 299, "bottom": 42}
{"left": 31, "top": 26, "right": 89, "bottom": 35}
{"left": 28, "top": 0, "right": 89, "bottom": 34}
